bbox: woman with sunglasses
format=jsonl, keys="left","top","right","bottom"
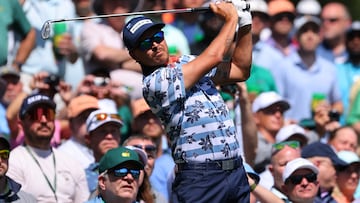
{"left": 123, "top": 1, "right": 252, "bottom": 202}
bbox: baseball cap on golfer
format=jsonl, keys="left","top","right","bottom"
{"left": 123, "top": 16, "right": 165, "bottom": 50}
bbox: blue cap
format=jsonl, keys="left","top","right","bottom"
{"left": 19, "top": 94, "right": 56, "bottom": 120}
{"left": 301, "top": 142, "right": 348, "bottom": 167}
{"left": 123, "top": 16, "right": 165, "bottom": 50}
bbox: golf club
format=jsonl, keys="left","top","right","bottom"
{"left": 41, "top": 7, "right": 211, "bottom": 40}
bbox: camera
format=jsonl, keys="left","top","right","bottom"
{"left": 43, "top": 74, "right": 60, "bottom": 90}
{"left": 328, "top": 110, "right": 340, "bottom": 122}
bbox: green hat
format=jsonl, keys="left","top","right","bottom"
{"left": 99, "top": 147, "right": 144, "bottom": 173}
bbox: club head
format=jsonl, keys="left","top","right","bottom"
{"left": 41, "top": 20, "right": 52, "bottom": 40}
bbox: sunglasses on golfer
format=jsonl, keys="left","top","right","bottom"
{"left": 25, "top": 107, "right": 55, "bottom": 122}
{"left": 0, "top": 150, "right": 9, "bottom": 160}
{"left": 138, "top": 31, "right": 164, "bottom": 51}
{"left": 285, "top": 173, "right": 317, "bottom": 185}
{"left": 271, "top": 141, "right": 300, "bottom": 155}
{"left": 109, "top": 168, "right": 141, "bottom": 180}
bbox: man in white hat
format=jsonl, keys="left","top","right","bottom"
{"left": 282, "top": 158, "right": 319, "bottom": 203}
{"left": 252, "top": 91, "right": 290, "bottom": 173}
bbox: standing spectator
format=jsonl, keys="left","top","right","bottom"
{"left": 252, "top": 91, "right": 290, "bottom": 172}
{"left": 86, "top": 146, "right": 144, "bottom": 203}
{"left": 332, "top": 150, "right": 360, "bottom": 203}
{"left": 85, "top": 100, "right": 123, "bottom": 196}
{"left": 275, "top": 16, "right": 343, "bottom": 122}
{"left": 0, "top": 137, "right": 37, "bottom": 202}
{"left": 317, "top": 2, "right": 351, "bottom": 64}
{"left": 0, "top": 0, "right": 35, "bottom": 71}
{"left": 57, "top": 94, "right": 99, "bottom": 169}
{"left": 248, "top": 0, "right": 270, "bottom": 46}
{"left": 123, "top": 0, "right": 252, "bottom": 202}
{"left": 20, "top": 0, "right": 79, "bottom": 92}
{"left": 7, "top": 94, "right": 89, "bottom": 202}
{"left": 301, "top": 141, "right": 349, "bottom": 203}
{"left": 0, "top": 67, "right": 23, "bottom": 139}
{"left": 338, "top": 21, "right": 360, "bottom": 122}
{"left": 254, "top": 0, "right": 297, "bottom": 75}
{"left": 282, "top": 158, "right": 320, "bottom": 203}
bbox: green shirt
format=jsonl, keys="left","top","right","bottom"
{"left": 0, "top": 0, "right": 32, "bottom": 65}
{"left": 246, "top": 64, "right": 278, "bottom": 95}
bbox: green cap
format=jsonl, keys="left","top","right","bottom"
{"left": 99, "top": 147, "right": 144, "bottom": 173}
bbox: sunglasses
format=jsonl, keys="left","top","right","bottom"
{"left": 131, "top": 144, "right": 157, "bottom": 157}
{"left": 110, "top": 168, "right": 141, "bottom": 179}
{"left": 0, "top": 150, "right": 9, "bottom": 160}
{"left": 138, "top": 31, "right": 164, "bottom": 51}
{"left": 25, "top": 107, "right": 55, "bottom": 122}
{"left": 262, "top": 106, "right": 285, "bottom": 115}
{"left": 322, "top": 17, "right": 340, "bottom": 23}
{"left": 93, "top": 77, "right": 110, "bottom": 87}
{"left": 273, "top": 12, "right": 295, "bottom": 22}
{"left": 92, "top": 113, "right": 121, "bottom": 122}
{"left": 271, "top": 141, "right": 300, "bottom": 155}
{"left": 285, "top": 173, "right": 317, "bottom": 185}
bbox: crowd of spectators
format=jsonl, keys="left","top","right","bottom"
{"left": 0, "top": 0, "right": 360, "bottom": 202}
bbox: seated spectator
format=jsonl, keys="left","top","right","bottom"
{"left": 86, "top": 146, "right": 145, "bottom": 203}
{"left": 332, "top": 150, "right": 360, "bottom": 202}
{"left": 282, "top": 158, "right": 320, "bottom": 203}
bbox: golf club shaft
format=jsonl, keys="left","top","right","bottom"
{"left": 50, "top": 7, "right": 210, "bottom": 23}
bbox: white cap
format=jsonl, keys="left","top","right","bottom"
{"left": 296, "top": 0, "right": 321, "bottom": 16}
{"left": 86, "top": 102, "right": 123, "bottom": 132}
{"left": 294, "top": 15, "right": 321, "bottom": 32}
{"left": 125, "top": 146, "right": 148, "bottom": 166}
{"left": 252, "top": 91, "right": 290, "bottom": 113}
{"left": 337, "top": 150, "right": 360, "bottom": 165}
{"left": 283, "top": 158, "right": 319, "bottom": 182}
{"left": 276, "top": 124, "right": 307, "bottom": 143}
{"left": 248, "top": 0, "right": 268, "bottom": 14}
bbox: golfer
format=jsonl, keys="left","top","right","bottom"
{"left": 123, "top": 1, "right": 252, "bottom": 202}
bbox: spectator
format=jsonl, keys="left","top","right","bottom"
{"left": 282, "top": 158, "right": 320, "bottom": 203}
{"left": 338, "top": 21, "right": 360, "bottom": 123}
{"left": 7, "top": 94, "right": 89, "bottom": 202}
{"left": 57, "top": 94, "right": 99, "bottom": 169}
{"left": 0, "top": 0, "right": 35, "bottom": 72}
{"left": 130, "top": 99, "right": 175, "bottom": 201}
{"left": 252, "top": 91, "right": 290, "bottom": 172}
{"left": 248, "top": 0, "right": 270, "bottom": 46}
{"left": 275, "top": 15, "right": 342, "bottom": 122}
{"left": 20, "top": 0, "right": 79, "bottom": 92}
{"left": 86, "top": 146, "right": 144, "bottom": 203}
{"left": 0, "top": 67, "right": 23, "bottom": 139}
{"left": 0, "top": 137, "right": 37, "bottom": 202}
{"left": 317, "top": 2, "right": 351, "bottom": 64}
{"left": 301, "top": 141, "right": 349, "bottom": 203}
{"left": 123, "top": 1, "right": 252, "bottom": 201}
{"left": 333, "top": 150, "right": 360, "bottom": 203}
{"left": 259, "top": 141, "right": 301, "bottom": 200}
{"left": 328, "top": 126, "right": 358, "bottom": 153}
{"left": 85, "top": 99, "right": 123, "bottom": 196}
{"left": 254, "top": 0, "right": 297, "bottom": 75}
{"left": 123, "top": 135, "right": 168, "bottom": 203}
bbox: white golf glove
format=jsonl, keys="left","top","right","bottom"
{"left": 232, "top": 0, "right": 252, "bottom": 27}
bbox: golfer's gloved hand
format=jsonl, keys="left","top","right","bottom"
{"left": 232, "top": 0, "right": 252, "bottom": 27}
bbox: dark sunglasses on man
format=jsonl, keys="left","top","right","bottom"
{"left": 285, "top": 173, "right": 317, "bottom": 185}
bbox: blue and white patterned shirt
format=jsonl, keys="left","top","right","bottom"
{"left": 143, "top": 55, "right": 240, "bottom": 163}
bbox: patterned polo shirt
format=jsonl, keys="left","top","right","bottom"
{"left": 143, "top": 55, "right": 240, "bottom": 163}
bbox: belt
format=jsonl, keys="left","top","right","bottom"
{"left": 176, "top": 157, "right": 242, "bottom": 171}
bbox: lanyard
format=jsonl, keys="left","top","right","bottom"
{"left": 25, "top": 146, "right": 58, "bottom": 202}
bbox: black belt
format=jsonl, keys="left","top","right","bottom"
{"left": 176, "top": 157, "right": 242, "bottom": 171}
